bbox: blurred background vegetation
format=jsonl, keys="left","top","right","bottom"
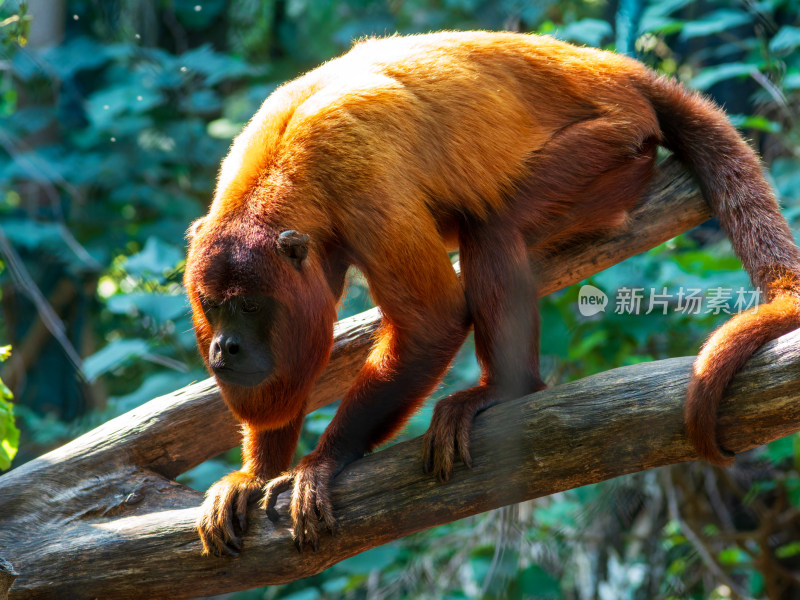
{"left": 1, "top": 0, "right": 800, "bottom": 598}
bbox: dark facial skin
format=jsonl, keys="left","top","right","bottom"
{"left": 201, "top": 295, "right": 277, "bottom": 387}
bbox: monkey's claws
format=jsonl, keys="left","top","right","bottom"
{"left": 261, "top": 454, "right": 337, "bottom": 552}
{"left": 422, "top": 393, "right": 477, "bottom": 482}
{"left": 197, "top": 471, "right": 264, "bottom": 557}
{"left": 261, "top": 473, "right": 293, "bottom": 522}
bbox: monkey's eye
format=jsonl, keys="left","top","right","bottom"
{"left": 242, "top": 300, "right": 259, "bottom": 313}
{"left": 201, "top": 297, "right": 219, "bottom": 312}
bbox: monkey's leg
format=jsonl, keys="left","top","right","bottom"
{"left": 263, "top": 222, "right": 470, "bottom": 550}
{"left": 423, "top": 217, "right": 545, "bottom": 481}
{"left": 198, "top": 414, "right": 303, "bottom": 556}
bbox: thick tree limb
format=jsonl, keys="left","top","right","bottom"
{"left": 2, "top": 331, "right": 799, "bottom": 600}
{"left": 8, "top": 158, "right": 787, "bottom": 600}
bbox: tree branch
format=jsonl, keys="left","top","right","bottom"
{"left": 3, "top": 330, "right": 799, "bottom": 599}
{"left": 7, "top": 158, "right": 779, "bottom": 600}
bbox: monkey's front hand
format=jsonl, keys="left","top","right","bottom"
{"left": 261, "top": 452, "right": 337, "bottom": 552}
{"left": 198, "top": 470, "right": 264, "bottom": 557}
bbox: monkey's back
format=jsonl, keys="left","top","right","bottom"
{"left": 213, "top": 32, "right": 658, "bottom": 239}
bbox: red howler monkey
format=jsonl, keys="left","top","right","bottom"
{"left": 184, "top": 31, "right": 800, "bottom": 556}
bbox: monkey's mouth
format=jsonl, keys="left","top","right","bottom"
{"left": 211, "top": 364, "right": 271, "bottom": 387}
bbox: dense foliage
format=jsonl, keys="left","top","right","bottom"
{"left": 2, "top": 0, "right": 800, "bottom": 598}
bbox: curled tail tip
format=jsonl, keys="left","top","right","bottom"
{"left": 703, "top": 450, "right": 735, "bottom": 468}
{"left": 688, "top": 430, "right": 735, "bottom": 466}
{"left": 685, "top": 378, "right": 735, "bottom": 467}
{"left": 697, "top": 449, "right": 735, "bottom": 468}
{"left": 685, "top": 284, "right": 800, "bottom": 467}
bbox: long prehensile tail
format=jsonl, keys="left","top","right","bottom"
{"left": 643, "top": 74, "right": 800, "bottom": 465}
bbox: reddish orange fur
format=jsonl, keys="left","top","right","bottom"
{"left": 184, "top": 31, "right": 800, "bottom": 553}
{"left": 686, "top": 273, "right": 800, "bottom": 465}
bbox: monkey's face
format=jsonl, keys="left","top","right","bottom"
{"left": 184, "top": 220, "right": 303, "bottom": 387}
{"left": 184, "top": 216, "right": 337, "bottom": 425}
{"left": 200, "top": 294, "right": 278, "bottom": 387}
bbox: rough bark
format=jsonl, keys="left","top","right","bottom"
{"left": 2, "top": 331, "right": 799, "bottom": 600}
{"left": 5, "top": 158, "right": 777, "bottom": 600}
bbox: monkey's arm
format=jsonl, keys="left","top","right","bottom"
{"left": 263, "top": 212, "right": 471, "bottom": 549}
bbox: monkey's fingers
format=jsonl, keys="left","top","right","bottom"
{"left": 198, "top": 471, "right": 264, "bottom": 557}
{"left": 422, "top": 426, "right": 450, "bottom": 481}
{"left": 198, "top": 492, "right": 242, "bottom": 557}
{"left": 422, "top": 425, "right": 457, "bottom": 482}
{"left": 422, "top": 394, "right": 479, "bottom": 481}
{"left": 234, "top": 484, "right": 253, "bottom": 533}
{"left": 261, "top": 473, "right": 294, "bottom": 522}
{"left": 288, "top": 459, "right": 337, "bottom": 552}
{"left": 315, "top": 479, "right": 337, "bottom": 535}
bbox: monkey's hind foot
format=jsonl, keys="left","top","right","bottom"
{"left": 422, "top": 386, "right": 501, "bottom": 482}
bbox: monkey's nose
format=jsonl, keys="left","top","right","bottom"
{"left": 211, "top": 333, "right": 242, "bottom": 363}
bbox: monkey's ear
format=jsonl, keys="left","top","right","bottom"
{"left": 276, "top": 230, "right": 310, "bottom": 270}
{"left": 186, "top": 217, "right": 206, "bottom": 243}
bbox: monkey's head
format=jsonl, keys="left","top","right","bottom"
{"left": 184, "top": 215, "right": 336, "bottom": 427}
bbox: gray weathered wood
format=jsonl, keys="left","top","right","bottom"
{"left": 1, "top": 158, "right": 758, "bottom": 600}
{"left": 2, "top": 330, "right": 799, "bottom": 600}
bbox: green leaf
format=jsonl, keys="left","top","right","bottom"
{"left": 336, "top": 545, "right": 401, "bottom": 574}
{"left": 0, "top": 396, "right": 19, "bottom": 470}
{"left": 776, "top": 541, "right": 800, "bottom": 559}
{"left": 515, "top": 564, "right": 561, "bottom": 598}
{"left": 680, "top": 10, "right": 752, "bottom": 40}
{"left": 640, "top": 0, "right": 692, "bottom": 20}
{"left": 0, "top": 345, "right": 18, "bottom": 471}
{"left": 208, "top": 118, "right": 244, "bottom": 139}
{"left": 86, "top": 84, "right": 163, "bottom": 130}
{"left": 0, "top": 376, "right": 11, "bottom": 403}
{"left": 784, "top": 476, "right": 800, "bottom": 508}
{"left": 639, "top": 16, "right": 684, "bottom": 36}
{"left": 766, "top": 435, "right": 794, "bottom": 465}
{"left": 178, "top": 44, "right": 253, "bottom": 86}
{"left": 320, "top": 576, "right": 349, "bottom": 594}
{"left": 111, "top": 370, "right": 203, "bottom": 414}
{"left": 83, "top": 338, "right": 151, "bottom": 382}
{"left": 107, "top": 293, "right": 188, "bottom": 323}
{"left": 40, "top": 36, "right": 110, "bottom": 78}
{"left": 183, "top": 89, "right": 222, "bottom": 114}
{"left": 718, "top": 547, "right": 746, "bottom": 565}
{"left": 769, "top": 26, "right": 800, "bottom": 55}
{"left": 279, "top": 590, "right": 320, "bottom": 600}
{"left": 749, "top": 570, "right": 764, "bottom": 596}
{"left": 535, "top": 498, "right": 581, "bottom": 529}
{"left": 540, "top": 301, "right": 571, "bottom": 356}
{"left": 772, "top": 157, "right": 800, "bottom": 200}
{"left": 568, "top": 329, "right": 608, "bottom": 360}
{"left": 555, "top": 19, "right": 613, "bottom": 47}
{"left": 728, "top": 114, "right": 781, "bottom": 133}
{"left": 123, "top": 237, "right": 183, "bottom": 279}
{"left": 690, "top": 63, "right": 757, "bottom": 90}
{"left": 785, "top": 71, "right": 800, "bottom": 90}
